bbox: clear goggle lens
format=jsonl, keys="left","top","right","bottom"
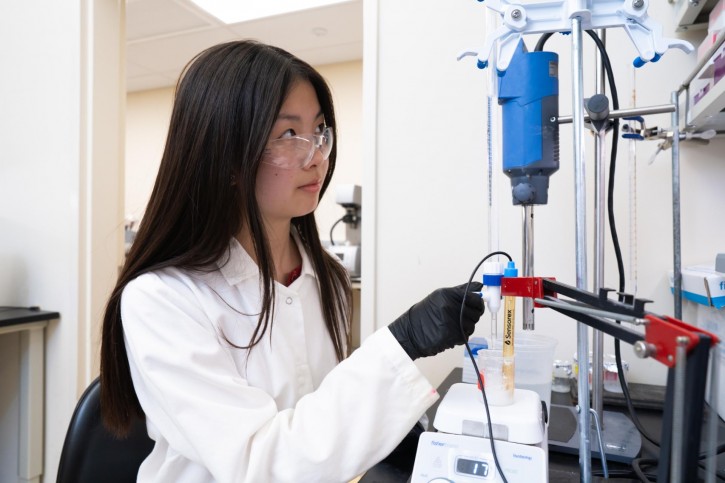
{"left": 262, "top": 126, "right": 333, "bottom": 169}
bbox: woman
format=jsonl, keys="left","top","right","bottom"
{"left": 101, "top": 40, "right": 483, "bottom": 482}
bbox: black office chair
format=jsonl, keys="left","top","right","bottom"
{"left": 56, "top": 377, "right": 154, "bottom": 483}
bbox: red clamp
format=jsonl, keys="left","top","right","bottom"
{"left": 644, "top": 314, "right": 720, "bottom": 368}
{"left": 501, "top": 277, "right": 557, "bottom": 307}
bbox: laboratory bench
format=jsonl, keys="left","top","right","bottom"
{"left": 361, "top": 367, "right": 725, "bottom": 483}
{"left": 0, "top": 307, "right": 59, "bottom": 483}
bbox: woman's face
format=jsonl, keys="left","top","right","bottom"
{"left": 255, "top": 80, "right": 330, "bottom": 224}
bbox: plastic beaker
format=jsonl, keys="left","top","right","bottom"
{"left": 573, "top": 352, "right": 629, "bottom": 393}
{"left": 552, "top": 360, "right": 573, "bottom": 393}
{"left": 603, "top": 354, "right": 628, "bottom": 393}
{"left": 477, "top": 349, "right": 515, "bottom": 406}
{"left": 494, "top": 332, "right": 558, "bottom": 412}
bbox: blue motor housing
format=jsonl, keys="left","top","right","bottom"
{"left": 498, "top": 41, "right": 559, "bottom": 205}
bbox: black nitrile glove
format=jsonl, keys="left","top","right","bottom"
{"left": 388, "top": 282, "right": 485, "bottom": 360}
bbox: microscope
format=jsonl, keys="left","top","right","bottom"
{"left": 328, "top": 184, "right": 361, "bottom": 279}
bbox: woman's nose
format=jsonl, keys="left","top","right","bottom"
{"left": 305, "top": 146, "right": 326, "bottom": 169}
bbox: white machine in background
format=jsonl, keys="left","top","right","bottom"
{"left": 328, "top": 184, "right": 361, "bottom": 279}
{"left": 411, "top": 384, "right": 548, "bottom": 483}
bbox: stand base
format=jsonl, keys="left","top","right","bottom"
{"left": 548, "top": 404, "right": 642, "bottom": 463}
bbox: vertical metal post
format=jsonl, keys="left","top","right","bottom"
{"left": 571, "top": 16, "right": 592, "bottom": 482}
{"left": 671, "top": 336, "right": 689, "bottom": 482}
{"left": 705, "top": 345, "right": 720, "bottom": 483}
{"left": 592, "top": 128, "right": 606, "bottom": 423}
{"left": 522, "top": 205, "right": 534, "bottom": 330}
{"left": 592, "top": 28, "right": 607, "bottom": 425}
{"left": 671, "top": 91, "right": 682, "bottom": 319}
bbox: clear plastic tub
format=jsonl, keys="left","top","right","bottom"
{"left": 494, "top": 332, "right": 558, "bottom": 412}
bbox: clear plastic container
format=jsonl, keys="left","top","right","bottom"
{"left": 477, "top": 348, "right": 515, "bottom": 406}
{"left": 573, "top": 352, "right": 629, "bottom": 393}
{"left": 552, "top": 359, "right": 573, "bottom": 393}
{"left": 493, "top": 332, "right": 558, "bottom": 411}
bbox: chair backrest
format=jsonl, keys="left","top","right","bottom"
{"left": 56, "top": 377, "right": 154, "bottom": 483}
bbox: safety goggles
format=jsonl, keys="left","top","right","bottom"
{"left": 262, "top": 126, "right": 333, "bottom": 170}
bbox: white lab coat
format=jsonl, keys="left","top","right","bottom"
{"left": 121, "top": 232, "right": 439, "bottom": 483}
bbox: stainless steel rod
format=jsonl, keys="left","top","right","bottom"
{"left": 592, "top": 29, "right": 607, "bottom": 426}
{"left": 589, "top": 408, "right": 609, "bottom": 479}
{"left": 522, "top": 205, "right": 535, "bottom": 330}
{"left": 557, "top": 104, "right": 674, "bottom": 124}
{"left": 593, "top": 130, "right": 606, "bottom": 424}
{"left": 534, "top": 298, "right": 643, "bottom": 323}
{"left": 671, "top": 91, "right": 683, "bottom": 319}
{"left": 671, "top": 337, "right": 689, "bottom": 482}
{"left": 572, "top": 16, "right": 592, "bottom": 482}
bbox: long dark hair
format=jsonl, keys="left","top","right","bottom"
{"left": 101, "top": 40, "right": 351, "bottom": 436}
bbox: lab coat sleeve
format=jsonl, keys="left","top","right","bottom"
{"left": 121, "top": 273, "right": 438, "bottom": 483}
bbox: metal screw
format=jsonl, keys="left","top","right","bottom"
{"left": 633, "top": 340, "right": 656, "bottom": 359}
{"left": 511, "top": 9, "right": 522, "bottom": 19}
{"left": 633, "top": 0, "right": 645, "bottom": 8}
{"left": 550, "top": 116, "right": 557, "bottom": 123}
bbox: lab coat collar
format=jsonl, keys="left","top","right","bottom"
{"left": 217, "top": 228, "right": 316, "bottom": 287}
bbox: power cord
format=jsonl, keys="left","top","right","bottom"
{"left": 537, "top": 29, "right": 725, "bottom": 481}
{"left": 328, "top": 215, "right": 346, "bottom": 246}
{"left": 582, "top": 29, "right": 662, "bottom": 449}
{"left": 534, "top": 28, "right": 661, "bottom": 479}
{"left": 586, "top": 29, "right": 667, "bottom": 451}
{"left": 459, "top": 250, "right": 513, "bottom": 483}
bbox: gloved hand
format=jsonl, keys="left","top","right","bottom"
{"left": 388, "top": 282, "right": 484, "bottom": 360}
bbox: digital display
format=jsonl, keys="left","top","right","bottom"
{"left": 456, "top": 457, "right": 489, "bottom": 478}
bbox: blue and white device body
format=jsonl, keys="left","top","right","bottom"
{"left": 498, "top": 41, "right": 559, "bottom": 206}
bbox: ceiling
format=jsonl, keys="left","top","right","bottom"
{"left": 126, "top": 0, "right": 363, "bottom": 92}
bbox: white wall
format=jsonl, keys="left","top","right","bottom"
{"left": 125, "top": 60, "right": 363, "bottom": 244}
{"left": 125, "top": 87, "right": 174, "bottom": 223}
{"left": 367, "top": 0, "right": 725, "bottom": 389}
{"left": 0, "top": 1, "right": 124, "bottom": 481}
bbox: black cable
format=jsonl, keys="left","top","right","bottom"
{"left": 536, "top": 27, "right": 724, "bottom": 479}
{"left": 700, "top": 443, "right": 725, "bottom": 458}
{"left": 538, "top": 24, "right": 663, "bottom": 461}
{"left": 585, "top": 29, "right": 663, "bottom": 449}
{"left": 459, "top": 250, "right": 513, "bottom": 483}
{"left": 592, "top": 468, "right": 658, "bottom": 480}
{"left": 632, "top": 457, "right": 657, "bottom": 482}
{"left": 534, "top": 32, "right": 554, "bottom": 52}
{"left": 328, "top": 215, "right": 345, "bottom": 246}
{"left": 629, "top": 456, "right": 725, "bottom": 482}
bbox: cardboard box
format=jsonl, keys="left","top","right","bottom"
{"left": 670, "top": 265, "right": 725, "bottom": 309}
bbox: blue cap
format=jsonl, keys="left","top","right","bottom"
{"left": 504, "top": 261, "right": 518, "bottom": 277}
{"left": 482, "top": 273, "right": 503, "bottom": 286}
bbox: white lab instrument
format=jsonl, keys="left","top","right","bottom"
{"left": 328, "top": 184, "right": 361, "bottom": 278}
{"left": 328, "top": 244, "right": 361, "bottom": 279}
{"left": 412, "top": 431, "right": 546, "bottom": 483}
{"left": 412, "top": 383, "right": 548, "bottom": 482}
